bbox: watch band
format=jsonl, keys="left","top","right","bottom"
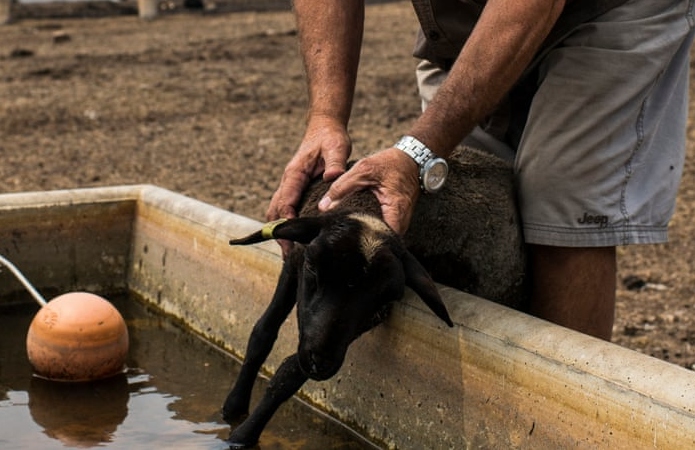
{"left": 394, "top": 135, "right": 448, "bottom": 194}
{"left": 394, "top": 135, "right": 435, "bottom": 167}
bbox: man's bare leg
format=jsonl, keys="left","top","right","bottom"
{"left": 528, "top": 245, "right": 616, "bottom": 341}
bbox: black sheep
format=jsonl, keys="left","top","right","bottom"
{"left": 222, "top": 147, "right": 527, "bottom": 448}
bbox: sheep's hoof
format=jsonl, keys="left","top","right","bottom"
{"left": 226, "top": 436, "right": 257, "bottom": 449}
{"left": 226, "top": 422, "right": 260, "bottom": 450}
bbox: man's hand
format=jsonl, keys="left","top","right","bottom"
{"left": 266, "top": 116, "right": 351, "bottom": 222}
{"left": 267, "top": 0, "right": 363, "bottom": 258}
{"left": 318, "top": 147, "right": 420, "bottom": 235}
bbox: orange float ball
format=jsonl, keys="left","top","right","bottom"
{"left": 26, "top": 292, "right": 129, "bottom": 382}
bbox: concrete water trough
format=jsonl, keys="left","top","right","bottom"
{"left": 1, "top": 184, "right": 694, "bottom": 449}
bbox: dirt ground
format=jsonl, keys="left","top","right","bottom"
{"left": 2, "top": 1, "right": 695, "bottom": 371}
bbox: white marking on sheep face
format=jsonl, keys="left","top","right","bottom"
{"left": 348, "top": 213, "right": 391, "bottom": 263}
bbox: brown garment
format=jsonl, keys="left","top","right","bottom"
{"left": 410, "top": 0, "right": 631, "bottom": 148}
{"left": 411, "top": 0, "right": 631, "bottom": 72}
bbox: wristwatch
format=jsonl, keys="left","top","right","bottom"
{"left": 394, "top": 135, "right": 448, "bottom": 194}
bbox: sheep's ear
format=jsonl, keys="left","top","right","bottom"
{"left": 230, "top": 217, "right": 324, "bottom": 246}
{"left": 401, "top": 250, "right": 454, "bottom": 327}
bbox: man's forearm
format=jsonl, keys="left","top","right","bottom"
{"left": 408, "top": 0, "right": 566, "bottom": 156}
{"left": 294, "top": 0, "right": 365, "bottom": 126}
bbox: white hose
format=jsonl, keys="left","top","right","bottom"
{"left": 0, "top": 254, "right": 47, "bottom": 307}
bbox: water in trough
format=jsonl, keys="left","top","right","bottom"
{"left": 0, "top": 293, "right": 375, "bottom": 449}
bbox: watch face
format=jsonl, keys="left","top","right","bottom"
{"left": 422, "top": 159, "right": 448, "bottom": 193}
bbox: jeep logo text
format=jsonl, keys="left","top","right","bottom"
{"left": 577, "top": 212, "right": 609, "bottom": 228}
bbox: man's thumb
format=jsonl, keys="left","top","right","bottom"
{"left": 322, "top": 158, "right": 346, "bottom": 182}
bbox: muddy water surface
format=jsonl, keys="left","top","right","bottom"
{"left": 0, "top": 294, "right": 374, "bottom": 449}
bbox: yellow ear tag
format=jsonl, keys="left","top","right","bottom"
{"left": 261, "top": 218, "right": 289, "bottom": 239}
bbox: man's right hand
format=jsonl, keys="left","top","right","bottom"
{"left": 266, "top": 116, "right": 351, "bottom": 222}
{"left": 268, "top": 0, "right": 363, "bottom": 257}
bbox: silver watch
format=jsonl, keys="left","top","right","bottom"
{"left": 394, "top": 135, "right": 448, "bottom": 194}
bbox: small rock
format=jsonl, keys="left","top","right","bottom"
{"left": 52, "top": 31, "right": 71, "bottom": 44}
{"left": 658, "top": 313, "right": 676, "bottom": 324}
{"left": 623, "top": 275, "right": 646, "bottom": 291}
{"left": 623, "top": 324, "right": 641, "bottom": 336}
{"left": 645, "top": 282, "right": 668, "bottom": 291}
{"left": 83, "top": 109, "right": 98, "bottom": 120}
{"left": 10, "top": 48, "right": 34, "bottom": 58}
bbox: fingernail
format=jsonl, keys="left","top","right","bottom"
{"left": 318, "top": 196, "right": 332, "bottom": 211}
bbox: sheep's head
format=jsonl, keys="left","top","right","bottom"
{"left": 230, "top": 213, "right": 453, "bottom": 381}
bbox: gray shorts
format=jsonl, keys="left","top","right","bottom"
{"left": 416, "top": 0, "right": 695, "bottom": 247}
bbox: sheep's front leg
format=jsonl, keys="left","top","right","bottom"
{"left": 227, "top": 354, "right": 308, "bottom": 449}
{"left": 222, "top": 263, "right": 298, "bottom": 422}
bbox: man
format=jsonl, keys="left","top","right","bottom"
{"left": 265, "top": 0, "right": 695, "bottom": 340}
